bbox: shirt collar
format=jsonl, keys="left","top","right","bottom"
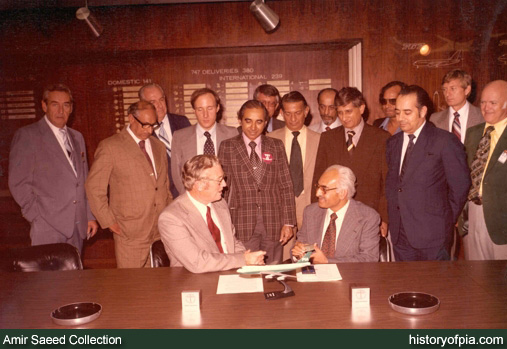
{"left": 44, "top": 115, "right": 68, "bottom": 133}
{"left": 196, "top": 122, "right": 217, "bottom": 137}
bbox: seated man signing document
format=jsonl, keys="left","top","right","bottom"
{"left": 292, "top": 165, "right": 380, "bottom": 263}
{"left": 158, "top": 155, "right": 266, "bottom": 273}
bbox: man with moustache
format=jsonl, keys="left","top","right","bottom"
{"left": 158, "top": 155, "right": 266, "bottom": 273}
{"left": 309, "top": 88, "right": 341, "bottom": 133}
{"left": 386, "top": 85, "right": 470, "bottom": 261}
{"left": 138, "top": 83, "right": 190, "bottom": 198}
{"left": 86, "top": 101, "right": 170, "bottom": 268}
{"left": 460, "top": 80, "right": 507, "bottom": 260}
{"left": 219, "top": 100, "right": 296, "bottom": 264}
{"left": 313, "top": 87, "right": 390, "bottom": 237}
{"left": 374, "top": 81, "right": 407, "bottom": 135}
{"left": 171, "top": 88, "right": 237, "bottom": 195}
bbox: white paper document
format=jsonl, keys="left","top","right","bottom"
{"left": 216, "top": 274, "right": 264, "bottom": 294}
{"left": 296, "top": 264, "right": 342, "bottom": 282}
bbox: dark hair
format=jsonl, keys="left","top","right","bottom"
{"left": 281, "top": 91, "right": 308, "bottom": 111}
{"left": 317, "top": 88, "right": 338, "bottom": 103}
{"left": 42, "top": 84, "right": 73, "bottom": 104}
{"left": 253, "top": 84, "right": 281, "bottom": 103}
{"left": 398, "top": 85, "right": 434, "bottom": 118}
{"left": 335, "top": 87, "right": 366, "bottom": 108}
{"left": 379, "top": 81, "right": 407, "bottom": 104}
{"left": 237, "top": 100, "right": 268, "bottom": 121}
{"left": 190, "top": 88, "right": 220, "bottom": 109}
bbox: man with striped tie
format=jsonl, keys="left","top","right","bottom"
{"left": 139, "top": 83, "right": 191, "bottom": 199}
{"left": 312, "top": 87, "right": 390, "bottom": 238}
{"left": 459, "top": 80, "right": 507, "bottom": 260}
{"left": 429, "top": 70, "right": 484, "bottom": 260}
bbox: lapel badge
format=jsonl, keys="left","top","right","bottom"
{"left": 262, "top": 152, "right": 273, "bottom": 164}
{"left": 498, "top": 150, "right": 507, "bottom": 164}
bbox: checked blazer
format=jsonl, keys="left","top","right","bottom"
{"left": 218, "top": 134, "right": 296, "bottom": 242}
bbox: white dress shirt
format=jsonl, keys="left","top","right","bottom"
{"left": 399, "top": 121, "right": 426, "bottom": 174}
{"left": 44, "top": 116, "right": 77, "bottom": 176}
{"left": 154, "top": 114, "right": 173, "bottom": 149}
{"left": 447, "top": 101, "right": 470, "bottom": 144}
{"left": 196, "top": 122, "right": 217, "bottom": 155}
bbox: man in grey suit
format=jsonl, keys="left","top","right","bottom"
{"left": 430, "top": 69, "right": 484, "bottom": 143}
{"left": 9, "top": 84, "right": 98, "bottom": 253}
{"left": 292, "top": 165, "right": 380, "bottom": 263}
{"left": 158, "top": 155, "right": 266, "bottom": 273}
{"left": 429, "top": 69, "right": 483, "bottom": 259}
{"left": 171, "top": 88, "right": 237, "bottom": 194}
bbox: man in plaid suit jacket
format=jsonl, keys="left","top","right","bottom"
{"left": 218, "top": 100, "right": 296, "bottom": 264}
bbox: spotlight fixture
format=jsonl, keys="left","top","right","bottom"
{"left": 250, "top": 0, "right": 280, "bottom": 33}
{"left": 419, "top": 44, "right": 431, "bottom": 56}
{"left": 76, "top": 5, "right": 103, "bottom": 38}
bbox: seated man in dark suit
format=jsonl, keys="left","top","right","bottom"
{"left": 292, "top": 165, "right": 380, "bottom": 263}
{"left": 158, "top": 155, "right": 266, "bottom": 273}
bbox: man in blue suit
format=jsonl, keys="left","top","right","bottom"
{"left": 9, "top": 84, "right": 98, "bottom": 253}
{"left": 385, "top": 85, "right": 470, "bottom": 261}
{"left": 139, "top": 83, "right": 190, "bottom": 198}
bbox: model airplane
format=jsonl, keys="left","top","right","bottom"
{"left": 237, "top": 249, "right": 313, "bottom": 277}
{"left": 413, "top": 50, "right": 462, "bottom": 69}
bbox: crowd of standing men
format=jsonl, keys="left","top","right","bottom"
{"left": 8, "top": 70, "right": 507, "bottom": 272}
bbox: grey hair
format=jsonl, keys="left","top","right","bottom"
{"left": 324, "top": 165, "right": 356, "bottom": 199}
{"left": 182, "top": 155, "right": 221, "bottom": 191}
{"left": 138, "top": 83, "right": 165, "bottom": 100}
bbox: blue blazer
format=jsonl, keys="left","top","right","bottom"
{"left": 385, "top": 122, "right": 471, "bottom": 249}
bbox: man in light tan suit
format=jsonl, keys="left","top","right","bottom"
{"left": 158, "top": 155, "right": 266, "bottom": 273}
{"left": 86, "top": 101, "right": 170, "bottom": 268}
{"left": 268, "top": 91, "right": 320, "bottom": 259}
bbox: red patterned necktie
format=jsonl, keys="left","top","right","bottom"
{"left": 207, "top": 206, "right": 224, "bottom": 253}
{"left": 321, "top": 213, "right": 337, "bottom": 257}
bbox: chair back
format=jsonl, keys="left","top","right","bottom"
{"left": 1, "top": 243, "right": 83, "bottom": 272}
{"left": 150, "top": 240, "right": 170, "bottom": 268}
{"left": 379, "top": 236, "right": 391, "bottom": 262}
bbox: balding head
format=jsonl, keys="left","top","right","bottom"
{"left": 480, "top": 80, "right": 507, "bottom": 125}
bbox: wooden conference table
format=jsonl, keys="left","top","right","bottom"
{"left": 1, "top": 260, "right": 506, "bottom": 329}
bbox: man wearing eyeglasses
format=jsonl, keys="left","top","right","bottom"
{"left": 313, "top": 87, "right": 390, "bottom": 238}
{"left": 254, "top": 84, "right": 285, "bottom": 132}
{"left": 138, "top": 83, "right": 191, "bottom": 199}
{"left": 158, "top": 155, "right": 266, "bottom": 273}
{"left": 171, "top": 88, "right": 237, "bottom": 196}
{"left": 292, "top": 165, "right": 380, "bottom": 263}
{"left": 86, "top": 101, "right": 170, "bottom": 268}
{"left": 308, "top": 88, "right": 342, "bottom": 133}
{"left": 373, "top": 81, "right": 407, "bottom": 135}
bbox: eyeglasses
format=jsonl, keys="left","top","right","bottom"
{"left": 132, "top": 114, "right": 160, "bottom": 130}
{"left": 200, "top": 176, "right": 226, "bottom": 184}
{"left": 314, "top": 183, "right": 338, "bottom": 194}
{"left": 380, "top": 98, "right": 397, "bottom": 106}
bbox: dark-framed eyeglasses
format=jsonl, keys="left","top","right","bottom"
{"left": 132, "top": 114, "right": 160, "bottom": 130}
{"left": 314, "top": 183, "right": 338, "bottom": 194}
{"left": 380, "top": 98, "right": 397, "bottom": 106}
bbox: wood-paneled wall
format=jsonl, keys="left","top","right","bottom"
{"left": 0, "top": 0, "right": 505, "bottom": 261}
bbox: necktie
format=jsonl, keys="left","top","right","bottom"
{"left": 249, "top": 141, "right": 263, "bottom": 184}
{"left": 59, "top": 128, "right": 77, "bottom": 173}
{"left": 207, "top": 206, "right": 224, "bottom": 253}
{"left": 346, "top": 130, "right": 355, "bottom": 154}
{"left": 468, "top": 126, "right": 495, "bottom": 204}
{"left": 452, "top": 111, "right": 461, "bottom": 141}
{"left": 139, "top": 140, "right": 155, "bottom": 173}
{"left": 325, "top": 126, "right": 331, "bottom": 132}
{"left": 203, "top": 131, "right": 215, "bottom": 155}
{"left": 158, "top": 124, "right": 171, "bottom": 157}
{"left": 289, "top": 131, "right": 304, "bottom": 197}
{"left": 321, "top": 213, "right": 338, "bottom": 257}
{"left": 399, "top": 134, "right": 415, "bottom": 181}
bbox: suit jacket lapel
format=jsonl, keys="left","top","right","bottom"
{"left": 336, "top": 200, "right": 360, "bottom": 254}
{"left": 354, "top": 125, "right": 376, "bottom": 166}
{"left": 150, "top": 136, "right": 164, "bottom": 180}
{"left": 120, "top": 129, "right": 157, "bottom": 184}
{"left": 235, "top": 136, "right": 257, "bottom": 182}
{"left": 213, "top": 200, "right": 235, "bottom": 250}
{"left": 67, "top": 130, "right": 82, "bottom": 179}
{"left": 402, "top": 123, "right": 431, "bottom": 182}
{"left": 181, "top": 195, "right": 222, "bottom": 250}
{"left": 485, "top": 126, "right": 507, "bottom": 177}
{"left": 310, "top": 206, "right": 327, "bottom": 246}
{"left": 38, "top": 119, "right": 76, "bottom": 176}
{"left": 259, "top": 135, "right": 271, "bottom": 182}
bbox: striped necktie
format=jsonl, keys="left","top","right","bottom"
{"left": 346, "top": 130, "right": 355, "bottom": 154}
{"left": 452, "top": 111, "right": 461, "bottom": 141}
